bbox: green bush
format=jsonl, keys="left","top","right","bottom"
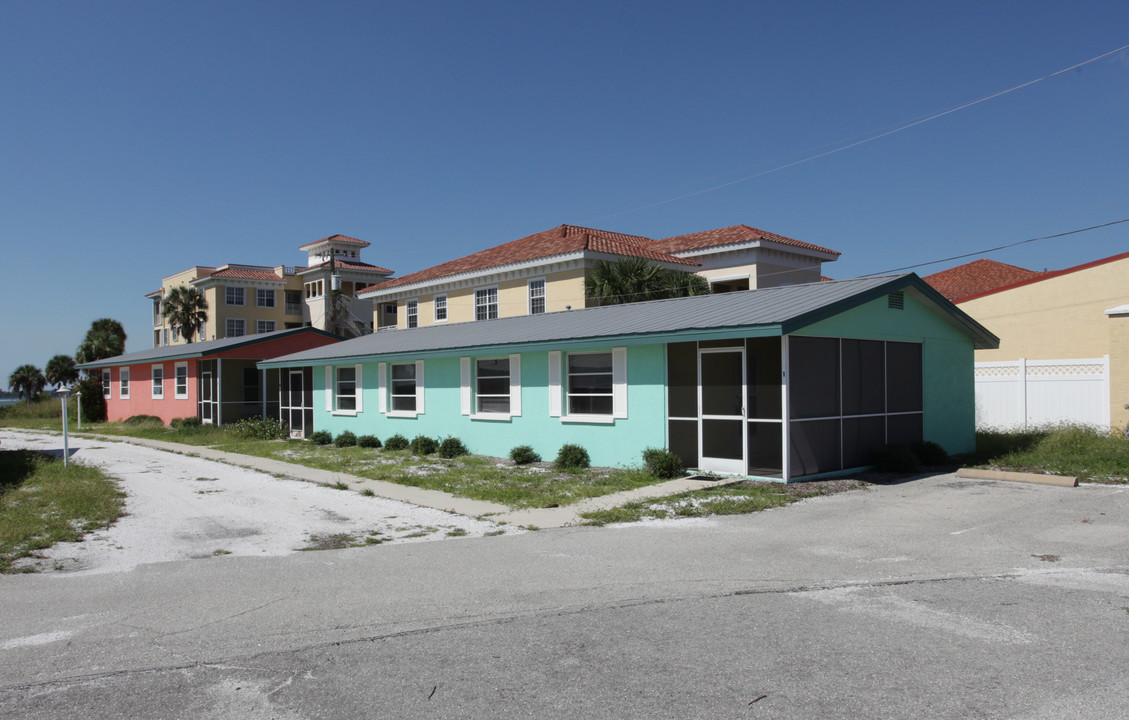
{"left": 229, "top": 415, "right": 288, "bottom": 440}
{"left": 438, "top": 437, "right": 469, "bottom": 458}
{"left": 642, "top": 447, "right": 684, "bottom": 479}
{"left": 410, "top": 435, "right": 439, "bottom": 455}
{"left": 308, "top": 430, "right": 333, "bottom": 445}
{"left": 75, "top": 374, "right": 106, "bottom": 423}
{"left": 335, "top": 430, "right": 358, "bottom": 447}
{"left": 170, "top": 416, "right": 202, "bottom": 430}
{"left": 124, "top": 414, "right": 164, "bottom": 425}
{"left": 554, "top": 443, "right": 590, "bottom": 470}
{"left": 911, "top": 440, "right": 948, "bottom": 466}
{"left": 357, "top": 434, "right": 382, "bottom": 449}
{"left": 510, "top": 445, "right": 541, "bottom": 465}
{"left": 870, "top": 444, "right": 921, "bottom": 473}
{"left": 384, "top": 434, "right": 409, "bottom": 451}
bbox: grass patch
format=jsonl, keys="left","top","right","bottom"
{"left": 0, "top": 450, "right": 125, "bottom": 572}
{"left": 973, "top": 425, "right": 1129, "bottom": 483}
{"left": 579, "top": 479, "right": 861, "bottom": 526}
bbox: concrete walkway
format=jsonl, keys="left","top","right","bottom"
{"left": 30, "top": 430, "right": 745, "bottom": 528}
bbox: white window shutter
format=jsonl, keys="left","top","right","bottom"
{"left": 325, "top": 366, "right": 332, "bottom": 412}
{"left": 460, "top": 357, "right": 471, "bottom": 415}
{"left": 354, "top": 364, "right": 364, "bottom": 413}
{"left": 415, "top": 360, "right": 425, "bottom": 414}
{"left": 509, "top": 354, "right": 522, "bottom": 416}
{"left": 612, "top": 347, "right": 628, "bottom": 418}
{"left": 548, "top": 351, "right": 562, "bottom": 417}
{"left": 377, "top": 363, "right": 387, "bottom": 414}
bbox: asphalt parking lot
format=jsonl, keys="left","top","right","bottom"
{"left": 1, "top": 438, "right": 1127, "bottom": 719}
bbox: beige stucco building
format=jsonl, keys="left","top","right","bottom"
{"left": 358, "top": 224, "right": 840, "bottom": 331}
{"left": 943, "top": 252, "right": 1129, "bottom": 430}
{"left": 149, "top": 235, "right": 392, "bottom": 347}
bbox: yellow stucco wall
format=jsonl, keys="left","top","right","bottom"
{"left": 959, "top": 255, "right": 1129, "bottom": 428}
{"left": 397, "top": 268, "right": 587, "bottom": 329}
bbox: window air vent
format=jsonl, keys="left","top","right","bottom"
{"left": 888, "top": 291, "right": 905, "bottom": 310}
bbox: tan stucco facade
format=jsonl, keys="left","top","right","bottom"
{"left": 959, "top": 254, "right": 1129, "bottom": 429}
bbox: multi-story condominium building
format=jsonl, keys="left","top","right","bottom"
{"left": 149, "top": 235, "right": 392, "bottom": 347}
{"left": 356, "top": 223, "right": 840, "bottom": 330}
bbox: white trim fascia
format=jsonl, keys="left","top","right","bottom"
{"left": 671, "top": 239, "right": 839, "bottom": 262}
{"left": 1104, "top": 304, "right": 1129, "bottom": 316}
{"left": 357, "top": 253, "right": 591, "bottom": 301}
{"left": 706, "top": 273, "right": 751, "bottom": 284}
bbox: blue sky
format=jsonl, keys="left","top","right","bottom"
{"left": 3, "top": 1, "right": 1128, "bottom": 385}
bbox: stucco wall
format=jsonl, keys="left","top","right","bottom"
{"left": 311, "top": 344, "right": 668, "bottom": 468}
{"left": 105, "top": 360, "right": 197, "bottom": 424}
{"left": 797, "top": 291, "right": 977, "bottom": 455}
{"left": 399, "top": 268, "right": 587, "bottom": 329}
{"left": 959, "top": 255, "right": 1129, "bottom": 428}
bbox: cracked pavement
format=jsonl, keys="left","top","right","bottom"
{"left": 1, "top": 472, "right": 1127, "bottom": 718}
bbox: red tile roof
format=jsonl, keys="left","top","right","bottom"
{"left": 206, "top": 267, "right": 286, "bottom": 281}
{"left": 365, "top": 224, "right": 698, "bottom": 292}
{"left": 303, "top": 260, "right": 393, "bottom": 274}
{"left": 298, "top": 234, "right": 370, "bottom": 250}
{"left": 647, "top": 225, "right": 839, "bottom": 257}
{"left": 929, "top": 250, "right": 1129, "bottom": 303}
{"left": 922, "top": 259, "right": 1047, "bottom": 301}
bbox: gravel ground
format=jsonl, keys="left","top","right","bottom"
{"left": 0, "top": 430, "right": 522, "bottom": 575}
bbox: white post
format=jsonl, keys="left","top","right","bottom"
{"left": 1018, "top": 357, "right": 1028, "bottom": 430}
{"left": 76, "top": 390, "right": 82, "bottom": 430}
{"left": 780, "top": 335, "right": 791, "bottom": 482}
{"left": 58, "top": 387, "right": 71, "bottom": 468}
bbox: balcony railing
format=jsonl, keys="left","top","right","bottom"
{"left": 284, "top": 302, "right": 303, "bottom": 316}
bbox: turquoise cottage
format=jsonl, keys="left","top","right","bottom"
{"left": 258, "top": 274, "right": 997, "bottom": 482}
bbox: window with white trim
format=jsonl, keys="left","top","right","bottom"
{"left": 406, "top": 299, "right": 418, "bottom": 328}
{"left": 172, "top": 325, "right": 180, "bottom": 342}
{"left": 151, "top": 365, "right": 164, "bottom": 399}
{"left": 335, "top": 366, "right": 357, "bottom": 411}
{"left": 529, "top": 279, "right": 546, "bottom": 315}
{"left": 102, "top": 369, "right": 111, "bottom": 398}
{"left": 475, "top": 357, "right": 510, "bottom": 413}
{"left": 256, "top": 320, "right": 275, "bottom": 334}
{"left": 256, "top": 288, "right": 275, "bottom": 308}
{"left": 226, "top": 319, "right": 245, "bottom": 337}
{"left": 174, "top": 363, "right": 188, "bottom": 399}
{"left": 226, "top": 286, "right": 245, "bottom": 306}
{"left": 475, "top": 287, "right": 498, "bottom": 321}
{"left": 120, "top": 367, "right": 130, "bottom": 399}
{"left": 390, "top": 363, "right": 417, "bottom": 412}
{"left": 434, "top": 294, "right": 448, "bottom": 322}
{"left": 567, "top": 352, "right": 612, "bottom": 415}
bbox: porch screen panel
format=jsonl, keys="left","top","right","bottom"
{"left": 702, "top": 419, "right": 743, "bottom": 460}
{"left": 841, "top": 339, "right": 885, "bottom": 416}
{"left": 745, "top": 337, "right": 781, "bottom": 419}
{"left": 666, "top": 342, "right": 697, "bottom": 418}
{"left": 886, "top": 412, "right": 923, "bottom": 447}
{"left": 789, "top": 419, "right": 841, "bottom": 476}
{"left": 747, "top": 422, "right": 783, "bottom": 477}
{"left": 789, "top": 337, "right": 840, "bottom": 419}
{"left": 843, "top": 416, "right": 885, "bottom": 468}
{"left": 886, "top": 342, "right": 923, "bottom": 413}
{"left": 668, "top": 419, "right": 698, "bottom": 470}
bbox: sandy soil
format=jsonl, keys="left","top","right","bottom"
{"left": 1, "top": 430, "right": 521, "bottom": 575}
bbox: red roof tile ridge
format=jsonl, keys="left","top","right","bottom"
{"left": 948, "top": 250, "right": 1129, "bottom": 303}
{"left": 298, "top": 234, "right": 371, "bottom": 249}
{"left": 647, "top": 224, "right": 840, "bottom": 256}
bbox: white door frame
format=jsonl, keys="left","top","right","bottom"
{"left": 698, "top": 346, "right": 747, "bottom": 474}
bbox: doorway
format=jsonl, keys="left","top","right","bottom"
{"left": 699, "top": 347, "right": 746, "bottom": 474}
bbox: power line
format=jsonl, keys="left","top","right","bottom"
{"left": 585, "top": 43, "right": 1129, "bottom": 222}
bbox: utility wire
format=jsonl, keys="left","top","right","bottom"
{"left": 585, "top": 43, "right": 1129, "bottom": 222}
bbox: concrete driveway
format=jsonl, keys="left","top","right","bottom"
{"left": 1, "top": 442, "right": 1127, "bottom": 718}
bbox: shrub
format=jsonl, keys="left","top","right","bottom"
{"left": 357, "top": 434, "right": 382, "bottom": 449}
{"left": 438, "top": 437, "right": 469, "bottom": 458}
{"left": 124, "top": 414, "right": 163, "bottom": 425}
{"left": 170, "top": 416, "right": 202, "bottom": 429}
{"left": 911, "top": 440, "right": 948, "bottom": 466}
{"left": 642, "top": 447, "right": 684, "bottom": 479}
{"left": 229, "top": 415, "right": 288, "bottom": 440}
{"left": 554, "top": 443, "right": 590, "bottom": 470}
{"left": 410, "top": 435, "right": 439, "bottom": 455}
{"left": 335, "top": 430, "right": 358, "bottom": 448}
{"left": 75, "top": 374, "right": 107, "bottom": 423}
{"left": 870, "top": 444, "right": 920, "bottom": 473}
{"left": 384, "top": 434, "right": 409, "bottom": 451}
{"left": 510, "top": 445, "right": 541, "bottom": 465}
{"left": 308, "top": 430, "right": 333, "bottom": 445}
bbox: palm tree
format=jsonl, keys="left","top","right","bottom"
{"left": 8, "top": 364, "right": 46, "bottom": 404}
{"left": 75, "top": 318, "right": 128, "bottom": 363}
{"left": 584, "top": 258, "right": 711, "bottom": 306}
{"left": 164, "top": 286, "right": 208, "bottom": 343}
{"left": 45, "top": 354, "right": 78, "bottom": 388}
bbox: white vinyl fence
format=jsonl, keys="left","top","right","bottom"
{"left": 974, "top": 356, "right": 1110, "bottom": 430}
